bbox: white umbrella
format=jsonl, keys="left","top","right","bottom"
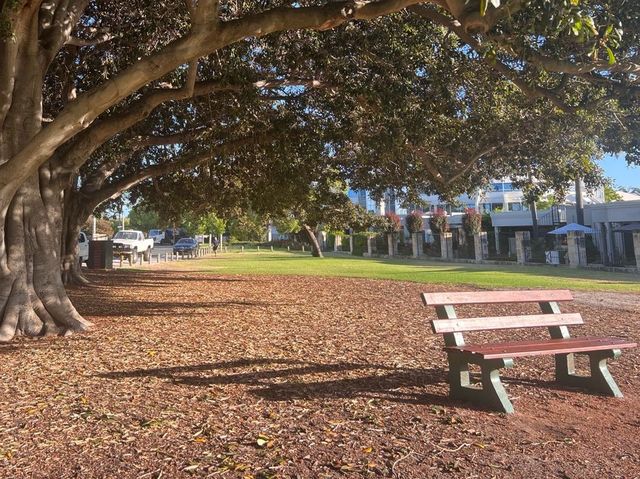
{"left": 547, "top": 223, "right": 594, "bottom": 235}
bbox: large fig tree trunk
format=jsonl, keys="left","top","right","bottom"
{"left": 0, "top": 10, "right": 90, "bottom": 341}
{"left": 0, "top": 174, "right": 91, "bottom": 341}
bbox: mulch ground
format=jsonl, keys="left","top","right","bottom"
{"left": 1, "top": 268, "right": 639, "bottom": 479}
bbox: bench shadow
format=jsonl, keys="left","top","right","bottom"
{"left": 97, "top": 357, "right": 456, "bottom": 407}
{"left": 503, "top": 375, "right": 620, "bottom": 396}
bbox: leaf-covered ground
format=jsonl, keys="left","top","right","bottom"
{"left": 1, "top": 269, "right": 639, "bottom": 478}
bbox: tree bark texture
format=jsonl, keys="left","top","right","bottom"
{"left": 0, "top": 173, "right": 91, "bottom": 341}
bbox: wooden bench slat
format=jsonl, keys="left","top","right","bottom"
{"left": 422, "top": 289, "right": 573, "bottom": 306}
{"left": 431, "top": 313, "right": 583, "bottom": 333}
{"left": 446, "top": 337, "right": 637, "bottom": 359}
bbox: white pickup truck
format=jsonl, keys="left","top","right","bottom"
{"left": 112, "top": 230, "right": 154, "bottom": 261}
{"left": 78, "top": 232, "right": 89, "bottom": 264}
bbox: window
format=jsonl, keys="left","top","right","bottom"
{"left": 503, "top": 183, "right": 514, "bottom": 192}
{"left": 113, "top": 231, "right": 138, "bottom": 240}
{"left": 508, "top": 203, "right": 523, "bottom": 211}
{"left": 491, "top": 182, "right": 503, "bottom": 192}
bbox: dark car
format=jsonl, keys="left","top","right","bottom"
{"left": 173, "top": 237, "right": 198, "bottom": 255}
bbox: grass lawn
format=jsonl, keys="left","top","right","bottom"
{"left": 178, "top": 250, "right": 640, "bottom": 293}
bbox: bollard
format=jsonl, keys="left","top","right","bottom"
{"left": 241, "top": 246, "right": 244, "bottom": 253}
{"left": 271, "top": 246, "right": 274, "bottom": 252}
{"left": 257, "top": 246, "right": 260, "bottom": 252}
{"left": 287, "top": 246, "right": 290, "bottom": 252}
{"left": 302, "top": 245, "right": 305, "bottom": 252}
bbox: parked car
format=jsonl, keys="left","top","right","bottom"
{"left": 112, "top": 230, "right": 154, "bottom": 260}
{"left": 148, "top": 229, "right": 165, "bottom": 245}
{"left": 173, "top": 237, "right": 198, "bottom": 255}
{"left": 78, "top": 232, "right": 89, "bottom": 264}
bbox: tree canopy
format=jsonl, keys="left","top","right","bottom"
{"left": 0, "top": 0, "right": 638, "bottom": 341}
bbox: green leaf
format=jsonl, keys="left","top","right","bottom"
{"left": 604, "top": 24, "right": 613, "bottom": 38}
{"left": 605, "top": 46, "right": 616, "bottom": 65}
{"left": 479, "top": 0, "right": 488, "bottom": 16}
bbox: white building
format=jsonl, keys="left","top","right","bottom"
{"left": 349, "top": 179, "right": 605, "bottom": 217}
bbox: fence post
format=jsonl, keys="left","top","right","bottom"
{"left": 515, "top": 231, "right": 531, "bottom": 264}
{"left": 474, "top": 232, "right": 488, "bottom": 261}
{"left": 366, "top": 236, "right": 374, "bottom": 257}
{"left": 387, "top": 233, "right": 395, "bottom": 258}
{"left": 412, "top": 232, "right": 424, "bottom": 258}
{"left": 334, "top": 235, "right": 342, "bottom": 252}
{"left": 633, "top": 232, "right": 640, "bottom": 272}
{"left": 567, "top": 231, "right": 587, "bottom": 267}
{"left": 440, "top": 232, "right": 453, "bottom": 260}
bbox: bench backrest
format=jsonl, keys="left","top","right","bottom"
{"left": 421, "top": 290, "right": 573, "bottom": 306}
{"left": 422, "top": 290, "right": 579, "bottom": 342}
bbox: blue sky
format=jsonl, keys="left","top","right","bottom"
{"left": 600, "top": 153, "right": 640, "bottom": 189}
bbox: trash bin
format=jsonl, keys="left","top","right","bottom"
{"left": 88, "top": 240, "right": 113, "bottom": 269}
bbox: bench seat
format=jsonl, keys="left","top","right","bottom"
{"left": 446, "top": 336, "right": 637, "bottom": 360}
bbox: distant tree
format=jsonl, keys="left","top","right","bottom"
{"left": 535, "top": 196, "right": 555, "bottom": 211}
{"left": 462, "top": 208, "right": 483, "bottom": 236}
{"left": 81, "top": 217, "right": 114, "bottom": 237}
{"left": 227, "top": 211, "right": 267, "bottom": 242}
{"left": 429, "top": 208, "right": 450, "bottom": 234}
{"left": 384, "top": 213, "right": 403, "bottom": 234}
{"left": 405, "top": 211, "right": 424, "bottom": 234}
{"left": 198, "top": 213, "right": 227, "bottom": 241}
{"left": 272, "top": 215, "right": 301, "bottom": 237}
{"left": 604, "top": 184, "right": 623, "bottom": 203}
{"left": 128, "top": 205, "right": 160, "bottom": 233}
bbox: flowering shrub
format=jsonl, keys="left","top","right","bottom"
{"left": 429, "top": 208, "right": 449, "bottom": 233}
{"left": 384, "top": 212, "right": 402, "bottom": 233}
{"left": 462, "top": 208, "right": 483, "bottom": 235}
{"left": 405, "top": 210, "right": 424, "bottom": 234}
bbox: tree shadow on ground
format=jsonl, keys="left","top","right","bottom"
{"left": 79, "top": 299, "right": 295, "bottom": 317}
{"left": 83, "top": 269, "right": 250, "bottom": 287}
{"left": 97, "top": 357, "right": 464, "bottom": 408}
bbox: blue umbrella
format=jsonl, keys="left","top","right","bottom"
{"left": 547, "top": 223, "right": 594, "bottom": 235}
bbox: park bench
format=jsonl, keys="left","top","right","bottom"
{"left": 422, "top": 289, "right": 636, "bottom": 413}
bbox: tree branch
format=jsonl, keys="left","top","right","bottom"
{"left": 1, "top": 0, "right": 427, "bottom": 201}
{"left": 410, "top": 5, "right": 579, "bottom": 113}
{"left": 85, "top": 130, "right": 278, "bottom": 206}
{"left": 66, "top": 31, "right": 115, "bottom": 47}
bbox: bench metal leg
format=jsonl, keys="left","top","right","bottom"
{"left": 555, "top": 349, "right": 623, "bottom": 397}
{"left": 447, "top": 353, "right": 515, "bottom": 413}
